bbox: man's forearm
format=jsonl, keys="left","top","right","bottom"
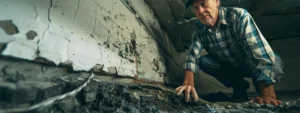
{"left": 183, "top": 70, "right": 195, "bottom": 86}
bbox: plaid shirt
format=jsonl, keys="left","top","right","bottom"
{"left": 183, "top": 7, "right": 277, "bottom": 84}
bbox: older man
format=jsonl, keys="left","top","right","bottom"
{"left": 175, "top": 0, "right": 284, "bottom": 106}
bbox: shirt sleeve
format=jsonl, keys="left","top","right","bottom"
{"left": 183, "top": 31, "right": 203, "bottom": 74}
{"left": 238, "top": 10, "right": 277, "bottom": 84}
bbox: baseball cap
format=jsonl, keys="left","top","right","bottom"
{"left": 185, "top": 0, "right": 205, "bottom": 8}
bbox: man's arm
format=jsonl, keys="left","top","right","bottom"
{"left": 238, "top": 10, "right": 282, "bottom": 106}
{"left": 183, "top": 31, "right": 203, "bottom": 73}
{"left": 176, "top": 31, "right": 203, "bottom": 102}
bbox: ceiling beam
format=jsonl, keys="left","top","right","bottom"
{"left": 250, "top": 0, "right": 284, "bottom": 20}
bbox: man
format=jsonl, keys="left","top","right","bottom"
{"left": 175, "top": 0, "right": 284, "bottom": 106}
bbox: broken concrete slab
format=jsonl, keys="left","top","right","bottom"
{"left": 107, "top": 66, "right": 117, "bottom": 75}
{"left": 91, "top": 64, "right": 104, "bottom": 72}
{"left": 0, "top": 0, "right": 181, "bottom": 83}
{"left": 128, "top": 92, "right": 140, "bottom": 103}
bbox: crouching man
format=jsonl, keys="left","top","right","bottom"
{"left": 175, "top": 0, "right": 284, "bottom": 106}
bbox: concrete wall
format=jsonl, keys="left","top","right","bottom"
{"left": 0, "top": 0, "right": 181, "bottom": 83}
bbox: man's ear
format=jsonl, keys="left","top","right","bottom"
{"left": 216, "top": 0, "right": 220, "bottom": 7}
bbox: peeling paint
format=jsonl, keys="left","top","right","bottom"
{"left": 25, "top": 30, "right": 38, "bottom": 40}
{"left": 0, "top": 20, "right": 19, "bottom": 35}
{"left": 0, "top": 0, "right": 178, "bottom": 82}
{"left": 0, "top": 20, "right": 18, "bottom": 44}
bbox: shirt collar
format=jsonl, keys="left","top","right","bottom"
{"left": 218, "top": 7, "right": 229, "bottom": 26}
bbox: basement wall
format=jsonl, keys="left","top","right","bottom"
{"left": 0, "top": 0, "right": 181, "bottom": 83}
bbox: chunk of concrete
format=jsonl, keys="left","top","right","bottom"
{"left": 83, "top": 92, "right": 97, "bottom": 103}
{"left": 92, "top": 64, "right": 104, "bottom": 72}
{"left": 58, "top": 98, "right": 79, "bottom": 113}
{"left": 107, "top": 66, "right": 117, "bottom": 75}
{"left": 129, "top": 92, "right": 140, "bottom": 103}
{"left": 82, "top": 83, "right": 98, "bottom": 103}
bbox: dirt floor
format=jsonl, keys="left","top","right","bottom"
{"left": 1, "top": 76, "right": 300, "bottom": 113}
{"left": 0, "top": 58, "right": 300, "bottom": 113}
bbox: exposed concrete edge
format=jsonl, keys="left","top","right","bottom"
{"left": 0, "top": 56, "right": 169, "bottom": 85}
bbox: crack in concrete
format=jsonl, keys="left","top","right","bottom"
{"left": 92, "top": 0, "right": 117, "bottom": 29}
{"left": 38, "top": 0, "right": 53, "bottom": 57}
{"left": 65, "top": 38, "right": 70, "bottom": 65}
{"left": 90, "top": 17, "right": 112, "bottom": 38}
{"left": 92, "top": 0, "right": 98, "bottom": 33}
{"left": 98, "top": 46, "right": 103, "bottom": 62}
{"left": 36, "top": 39, "right": 41, "bottom": 56}
{"left": 71, "top": 0, "right": 81, "bottom": 28}
{"left": 47, "top": 0, "right": 52, "bottom": 22}
{"left": 93, "top": 19, "right": 96, "bottom": 33}
{"left": 34, "top": 4, "right": 38, "bottom": 20}
{"left": 63, "top": 37, "right": 70, "bottom": 42}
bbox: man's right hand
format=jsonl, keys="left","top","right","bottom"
{"left": 175, "top": 70, "right": 199, "bottom": 102}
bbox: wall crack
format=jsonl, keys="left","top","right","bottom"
{"left": 37, "top": 0, "right": 52, "bottom": 57}
{"left": 34, "top": 4, "right": 38, "bottom": 20}
{"left": 71, "top": 0, "right": 81, "bottom": 28}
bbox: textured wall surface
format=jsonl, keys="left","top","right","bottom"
{"left": 0, "top": 0, "right": 181, "bottom": 82}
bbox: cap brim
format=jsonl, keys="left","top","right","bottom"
{"left": 185, "top": 0, "right": 194, "bottom": 8}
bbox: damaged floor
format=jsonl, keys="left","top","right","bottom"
{"left": 0, "top": 57, "right": 300, "bottom": 113}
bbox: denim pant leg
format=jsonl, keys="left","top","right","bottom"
{"left": 198, "top": 54, "right": 250, "bottom": 90}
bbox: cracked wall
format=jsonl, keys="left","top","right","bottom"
{"left": 0, "top": 0, "right": 180, "bottom": 83}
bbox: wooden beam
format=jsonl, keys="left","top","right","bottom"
{"left": 250, "top": 0, "right": 284, "bottom": 20}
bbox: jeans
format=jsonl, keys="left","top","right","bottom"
{"left": 197, "top": 54, "right": 284, "bottom": 93}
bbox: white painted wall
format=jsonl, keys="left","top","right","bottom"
{"left": 0, "top": 0, "right": 179, "bottom": 82}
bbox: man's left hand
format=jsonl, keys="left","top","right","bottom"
{"left": 250, "top": 96, "right": 282, "bottom": 106}
{"left": 250, "top": 83, "right": 282, "bottom": 106}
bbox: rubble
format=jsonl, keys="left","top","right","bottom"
{"left": 0, "top": 59, "right": 299, "bottom": 113}
{"left": 1, "top": 77, "right": 300, "bottom": 113}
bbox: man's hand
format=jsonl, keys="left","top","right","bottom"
{"left": 250, "top": 83, "right": 282, "bottom": 106}
{"left": 175, "top": 71, "right": 199, "bottom": 102}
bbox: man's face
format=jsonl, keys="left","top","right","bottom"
{"left": 192, "top": 0, "right": 219, "bottom": 27}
